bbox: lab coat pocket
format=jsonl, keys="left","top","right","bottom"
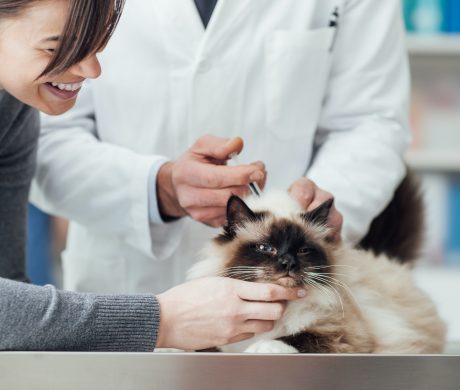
{"left": 265, "top": 28, "right": 334, "bottom": 140}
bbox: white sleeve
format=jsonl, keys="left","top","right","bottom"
{"left": 30, "top": 82, "right": 166, "bottom": 256}
{"left": 307, "top": 0, "right": 411, "bottom": 244}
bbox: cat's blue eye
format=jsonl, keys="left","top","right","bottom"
{"left": 253, "top": 243, "right": 276, "bottom": 254}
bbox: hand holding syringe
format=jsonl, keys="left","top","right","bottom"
{"left": 156, "top": 135, "right": 265, "bottom": 227}
{"left": 228, "top": 152, "right": 263, "bottom": 197}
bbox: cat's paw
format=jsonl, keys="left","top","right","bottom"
{"left": 244, "top": 340, "right": 299, "bottom": 354}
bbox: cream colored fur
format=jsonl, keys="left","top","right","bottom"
{"left": 187, "top": 191, "right": 447, "bottom": 354}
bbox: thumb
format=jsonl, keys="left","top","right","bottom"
{"left": 193, "top": 135, "right": 244, "bottom": 161}
{"left": 217, "top": 137, "right": 244, "bottom": 160}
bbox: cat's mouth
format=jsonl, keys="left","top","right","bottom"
{"left": 274, "top": 272, "right": 302, "bottom": 288}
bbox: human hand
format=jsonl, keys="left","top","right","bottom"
{"left": 155, "top": 277, "right": 306, "bottom": 350}
{"left": 156, "top": 135, "right": 266, "bottom": 227}
{"left": 288, "top": 178, "right": 343, "bottom": 242}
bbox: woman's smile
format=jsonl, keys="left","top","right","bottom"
{"left": 43, "top": 80, "right": 84, "bottom": 100}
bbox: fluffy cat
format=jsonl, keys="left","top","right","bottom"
{"left": 187, "top": 191, "right": 446, "bottom": 354}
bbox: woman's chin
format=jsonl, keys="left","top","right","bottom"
{"left": 41, "top": 103, "right": 75, "bottom": 116}
{"left": 37, "top": 84, "right": 78, "bottom": 115}
{"left": 38, "top": 99, "right": 76, "bottom": 116}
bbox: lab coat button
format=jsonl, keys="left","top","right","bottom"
{"left": 197, "top": 60, "right": 211, "bottom": 73}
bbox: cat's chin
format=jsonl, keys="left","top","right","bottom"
{"left": 274, "top": 276, "right": 301, "bottom": 288}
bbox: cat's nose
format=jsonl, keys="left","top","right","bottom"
{"left": 279, "top": 254, "right": 297, "bottom": 272}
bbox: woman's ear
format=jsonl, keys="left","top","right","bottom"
{"left": 301, "top": 198, "right": 334, "bottom": 226}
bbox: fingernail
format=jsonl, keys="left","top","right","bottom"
{"left": 253, "top": 161, "right": 266, "bottom": 170}
{"left": 297, "top": 289, "right": 307, "bottom": 298}
{"left": 250, "top": 171, "right": 264, "bottom": 182}
{"left": 225, "top": 137, "right": 241, "bottom": 151}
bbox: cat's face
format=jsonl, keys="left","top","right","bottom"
{"left": 215, "top": 195, "right": 336, "bottom": 288}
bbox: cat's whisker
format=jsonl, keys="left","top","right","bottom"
{"left": 303, "top": 271, "right": 348, "bottom": 280}
{"left": 308, "top": 276, "right": 345, "bottom": 318}
{"left": 224, "top": 266, "right": 268, "bottom": 269}
{"left": 309, "top": 273, "right": 353, "bottom": 295}
{"left": 223, "top": 273, "right": 259, "bottom": 281}
{"left": 310, "top": 275, "right": 349, "bottom": 296}
{"left": 308, "top": 273, "right": 362, "bottom": 313}
{"left": 307, "top": 265, "right": 356, "bottom": 270}
{"left": 220, "top": 267, "right": 258, "bottom": 270}
{"left": 305, "top": 279, "right": 336, "bottom": 304}
{"left": 307, "top": 279, "right": 345, "bottom": 319}
{"left": 217, "top": 266, "right": 272, "bottom": 281}
{"left": 220, "top": 273, "right": 256, "bottom": 278}
{"left": 239, "top": 276, "right": 258, "bottom": 281}
{"left": 307, "top": 272, "right": 347, "bottom": 277}
{"left": 220, "top": 272, "right": 258, "bottom": 278}
{"left": 217, "top": 273, "right": 256, "bottom": 280}
{"left": 306, "top": 278, "right": 335, "bottom": 300}
{"left": 219, "top": 265, "right": 277, "bottom": 282}
{"left": 218, "top": 266, "right": 268, "bottom": 273}
{"left": 306, "top": 272, "right": 348, "bottom": 286}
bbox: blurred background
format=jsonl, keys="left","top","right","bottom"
{"left": 403, "top": 0, "right": 460, "bottom": 344}
{"left": 404, "top": 0, "right": 460, "bottom": 267}
{"left": 26, "top": 0, "right": 460, "bottom": 342}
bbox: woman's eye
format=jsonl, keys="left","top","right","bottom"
{"left": 45, "top": 49, "right": 55, "bottom": 54}
{"left": 253, "top": 243, "right": 275, "bottom": 254}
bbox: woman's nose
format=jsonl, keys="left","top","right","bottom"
{"left": 70, "top": 54, "right": 102, "bottom": 80}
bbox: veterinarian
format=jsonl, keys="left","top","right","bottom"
{"left": 31, "top": 0, "right": 410, "bottom": 295}
{"left": 0, "top": 0, "right": 305, "bottom": 351}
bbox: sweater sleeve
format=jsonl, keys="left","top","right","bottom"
{"left": 0, "top": 95, "right": 39, "bottom": 282}
{"left": 0, "top": 277, "right": 160, "bottom": 351}
{"left": 0, "top": 93, "right": 161, "bottom": 351}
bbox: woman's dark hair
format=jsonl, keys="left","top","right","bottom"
{"left": 0, "top": 0, "right": 125, "bottom": 77}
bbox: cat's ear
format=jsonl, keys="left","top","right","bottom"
{"left": 218, "top": 196, "right": 258, "bottom": 242}
{"left": 301, "top": 198, "right": 334, "bottom": 226}
{"left": 227, "top": 195, "right": 256, "bottom": 227}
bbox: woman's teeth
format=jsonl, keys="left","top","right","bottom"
{"left": 50, "top": 81, "right": 83, "bottom": 91}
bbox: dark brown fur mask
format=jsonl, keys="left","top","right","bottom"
{"left": 216, "top": 195, "right": 337, "bottom": 288}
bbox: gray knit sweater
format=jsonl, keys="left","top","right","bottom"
{"left": 0, "top": 90, "right": 160, "bottom": 351}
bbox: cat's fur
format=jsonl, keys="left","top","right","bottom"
{"left": 187, "top": 191, "right": 446, "bottom": 354}
{"left": 359, "top": 170, "right": 424, "bottom": 264}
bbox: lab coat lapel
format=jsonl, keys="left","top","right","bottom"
{"left": 153, "top": 0, "right": 205, "bottom": 59}
{"left": 188, "top": 0, "right": 248, "bottom": 56}
{"left": 205, "top": 0, "right": 253, "bottom": 39}
{"left": 154, "top": 0, "right": 255, "bottom": 59}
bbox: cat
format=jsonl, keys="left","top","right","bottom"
{"left": 187, "top": 191, "right": 447, "bottom": 354}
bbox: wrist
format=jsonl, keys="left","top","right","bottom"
{"left": 155, "top": 294, "right": 166, "bottom": 348}
{"left": 156, "top": 161, "right": 186, "bottom": 220}
{"left": 156, "top": 292, "right": 175, "bottom": 349}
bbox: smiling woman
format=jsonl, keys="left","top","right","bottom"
{"left": 0, "top": 0, "right": 124, "bottom": 114}
{"left": 0, "top": 0, "right": 167, "bottom": 352}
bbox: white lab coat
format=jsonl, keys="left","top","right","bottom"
{"left": 31, "top": 0, "right": 411, "bottom": 294}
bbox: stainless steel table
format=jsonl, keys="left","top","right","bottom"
{"left": 1, "top": 351, "right": 460, "bottom": 390}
